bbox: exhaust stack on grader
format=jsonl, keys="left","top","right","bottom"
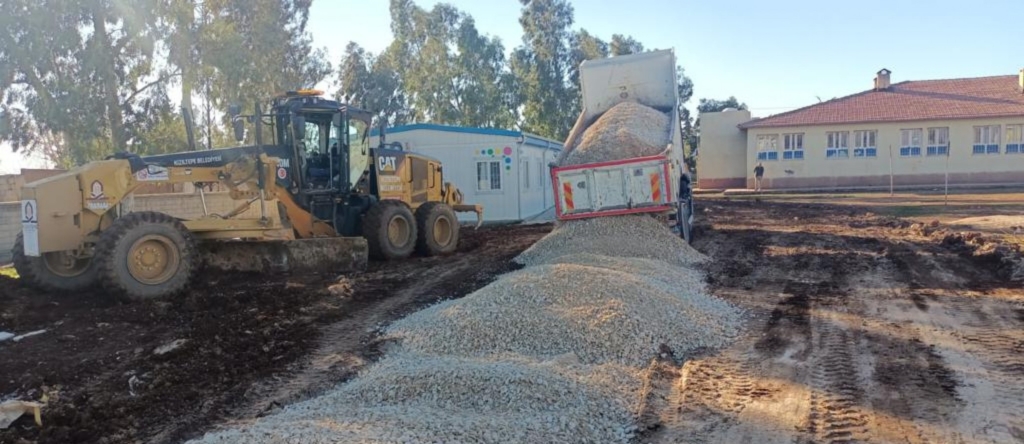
{"left": 13, "top": 90, "right": 482, "bottom": 300}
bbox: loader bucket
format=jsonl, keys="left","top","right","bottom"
{"left": 200, "top": 237, "right": 368, "bottom": 274}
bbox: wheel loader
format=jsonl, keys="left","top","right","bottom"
{"left": 12, "top": 90, "right": 482, "bottom": 300}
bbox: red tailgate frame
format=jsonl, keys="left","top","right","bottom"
{"left": 550, "top": 154, "right": 675, "bottom": 221}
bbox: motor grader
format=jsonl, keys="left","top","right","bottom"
{"left": 12, "top": 90, "right": 482, "bottom": 300}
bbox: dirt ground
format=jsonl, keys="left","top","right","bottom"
{"left": 0, "top": 224, "right": 549, "bottom": 444}
{"left": 3, "top": 198, "right": 1024, "bottom": 444}
{"left": 648, "top": 199, "right": 1024, "bottom": 444}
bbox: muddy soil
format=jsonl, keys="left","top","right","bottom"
{"left": 650, "top": 199, "right": 1024, "bottom": 444}
{"left": 0, "top": 224, "right": 549, "bottom": 444}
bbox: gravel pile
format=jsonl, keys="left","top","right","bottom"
{"left": 385, "top": 261, "right": 741, "bottom": 367}
{"left": 562, "top": 101, "right": 671, "bottom": 166}
{"left": 514, "top": 214, "right": 707, "bottom": 268}
{"left": 190, "top": 95, "right": 740, "bottom": 444}
{"left": 192, "top": 352, "right": 641, "bottom": 444}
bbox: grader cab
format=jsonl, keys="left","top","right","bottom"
{"left": 13, "top": 90, "right": 482, "bottom": 300}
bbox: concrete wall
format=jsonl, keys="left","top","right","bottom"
{"left": 697, "top": 109, "right": 753, "bottom": 189}
{"left": 0, "top": 192, "right": 263, "bottom": 264}
{"left": 371, "top": 129, "right": 561, "bottom": 222}
{"left": 700, "top": 114, "right": 1024, "bottom": 189}
{"left": 0, "top": 169, "right": 67, "bottom": 202}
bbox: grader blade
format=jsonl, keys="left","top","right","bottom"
{"left": 200, "top": 237, "right": 368, "bottom": 274}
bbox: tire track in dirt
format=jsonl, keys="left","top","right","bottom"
{"left": 956, "top": 328, "right": 1024, "bottom": 442}
{"left": 874, "top": 235, "right": 1024, "bottom": 443}
{"left": 654, "top": 201, "right": 1003, "bottom": 444}
{"left": 807, "top": 325, "right": 871, "bottom": 444}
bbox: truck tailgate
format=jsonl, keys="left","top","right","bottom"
{"left": 551, "top": 155, "right": 674, "bottom": 221}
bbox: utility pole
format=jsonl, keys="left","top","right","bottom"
{"left": 888, "top": 144, "right": 894, "bottom": 197}
{"left": 944, "top": 141, "right": 950, "bottom": 206}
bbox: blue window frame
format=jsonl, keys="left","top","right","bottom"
{"left": 973, "top": 125, "right": 1001, "bottom": 155}
{"left": 1007, "top": 125, "right": 1023, "bottom": 154}
{"left": 853, "top": 130, "right": 877, "bottom": 157}
{"left": 900, "top": 129, "right": 922, "bottom": 157}
{"left": 926, "top": 146, "right": 948, "bottom": 156}
{"left": 756, "top": 134, "right": 779, "bottom": 161}
{"left": 782, "top": 133, "right": 804, "bottom": 160}
{"left": 900, "top": 147, "right": 922, "bottom": 156}
{"left": 826, "top": 131, "right": 849, "bottom": 159}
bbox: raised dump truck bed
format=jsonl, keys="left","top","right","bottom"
{"left": 551, "top": 49, "right": 694, "bottom": 241}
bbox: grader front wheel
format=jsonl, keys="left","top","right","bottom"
{"left": 415, "top": 202, "right": 459, "bottom": 256}
{"left": 363, "top": 201, "right": 417, "bottom": 260}
{"left": 95, "top": 212, "right": 197, "bottom": 300}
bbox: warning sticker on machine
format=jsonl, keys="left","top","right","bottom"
{"left": 21, "top": 200, "right": 39, "bottom": 256}
{"left": 135, "top": 165, "right": 170, "bottom": 182}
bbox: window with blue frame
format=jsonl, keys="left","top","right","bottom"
{"left": 1006, "top": 124, "right": 1023, "bottom": 154}
{"left": 826, "top": 131, "right": 849, "bottom": 158}
{"left": 853, "top": 130, "right": 877, "bottom": 157}
{"left": 783, "top": 133, "right": 804, "bottom": 160}
{"left": 973, "top": 125, "right": 1001, "bottom": 154}
{"left": 900, "top": 128, "right": 922, "bottom": 157}
{"left": 756, "top": 134, "right": 779, "bottom": 161}
{"left": 926, "top": 127, "right": 949, "bottom": 156}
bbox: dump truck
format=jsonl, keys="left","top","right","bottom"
{"left": 13, "top": 90, "right": 482, "bottom": 299}
{"left": 551, "top": 49, "right": 695, "bottom": 242}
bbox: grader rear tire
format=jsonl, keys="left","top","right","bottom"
{"left": 363, "top": 201, "right": 417, "bottom": 260}
{"left": 12, "top": 232, "right": 97, "bottom": 291}
{"left": 415, "top": 202, "right": 459, "bottom": 256}
{"left": 94, "top": 212, "right": 198, "bottom": 300}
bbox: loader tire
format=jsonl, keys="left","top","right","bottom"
{"left": 12, "top": 232, "right": 97, "bottom": 291}
{"left": 415, "top": 202, "right": 459, "bottom": 256}
{"left": 94, "top": 212, "right": 197, "bottom": 300}
{"left": 363, "top": 201, "right": 417, "bottom": 260}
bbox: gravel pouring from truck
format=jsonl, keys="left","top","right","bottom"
{"left": 551, "top": 49, "right": 694, "bottom": 242}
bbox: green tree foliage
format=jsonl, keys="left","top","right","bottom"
{"left": 510, "top": 0, "right": 576, "bottom": 140}
{"left": 336, "top": 42, "right": 410, "bottom": 127}
{"left": 0, "top": 0, "right": 329, "bottom": 166}
{"left": 360, "top": 0, "right": 515, "bottom": 128}
{"left": 697, "top": 96, "right": 747, "bottom": 114}
{"left": 609, "top": 34, "right": 644, "bottom": 56}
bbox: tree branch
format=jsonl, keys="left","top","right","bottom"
{"left": 122, "top": 69, "right": 182, "bottom": 105}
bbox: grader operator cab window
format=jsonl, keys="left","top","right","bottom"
{"left": 299, "top": 115, "right": 332, "bottom": 189}
{"left": 347, "top": 119, "right": 370, "bottom": 190}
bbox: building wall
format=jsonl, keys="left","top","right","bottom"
{"left": 0, "top": 192, "right": 264, "bottom": 263}
{"left": 697, "top": 109, "right": 753, "bottom": 189}
{"left": 372, "top": 129, "right": 560, "bottom": 222}
{"left": 0, "top": 175, "right": 23, "bottom": 202}
{"left": 747, "top": 117, "right": 1024, "bottom": 189}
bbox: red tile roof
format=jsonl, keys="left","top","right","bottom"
{"left": 739, "top": 75, "right": 1024, "bottom": 129}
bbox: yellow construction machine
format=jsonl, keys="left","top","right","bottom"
{"left": 12, "top": 90, "right": 482, "bottom": 299}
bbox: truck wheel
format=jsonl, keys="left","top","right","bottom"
{"left": 678, "top": 199, "right": 694, "bottom": 244}
{"left": 94, "top": 212, "right": 197, "bottom": 300}
{"left": 415, "top": 202, "right": 459, "bottom": 256}
{"left": 12, "top": 232, "right": 97, "bottom": 291}
{"left": 363, "top": 201, "right": 417, "bottom": 260}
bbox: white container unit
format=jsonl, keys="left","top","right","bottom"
{"left": 370, "top": 124, "right": 562, "bottom": 223}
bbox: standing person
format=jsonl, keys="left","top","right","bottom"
{"left": 753, "top": 162, "right": 765, "bottom": 191}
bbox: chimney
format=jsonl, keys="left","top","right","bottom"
{"left": 874, "top": 68, "right": 891, "bottom": 90}
{"left": 1019, "top": 68, "right": 1024, "bottom": 93}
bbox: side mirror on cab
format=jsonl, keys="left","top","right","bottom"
{"left": 228, "top": 104, "right": 244, "bottom": 142}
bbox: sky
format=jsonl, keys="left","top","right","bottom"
{"left": 4, "top": 0, "right": 1023, "bottom": 173}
